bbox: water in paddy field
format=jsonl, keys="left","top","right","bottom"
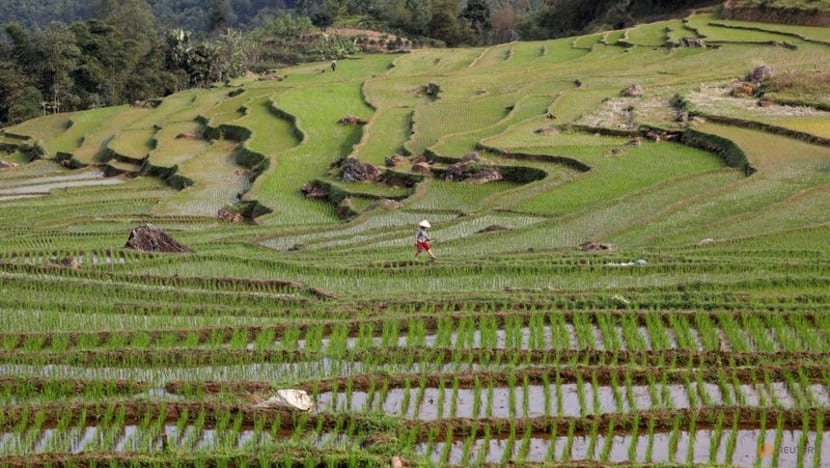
{"left": 1, "top": 425, "right": 826, "bottom": 465}
{"left": 254, "top": 324, "right": 696, "bottom": 352}
{"left": 416, "top": 429, "right": 830, "bottom": 466}
{"left": 0, "top": 169, "right": 123, "bottom": 201}
{"left": 250, "top": 322, "right": 803, "bottom": 354}
{"left": 314, "top": 383, "right": 830, "bottom": 419}
{"left": 0, "top": 425, "right": 343, "bottom": 455}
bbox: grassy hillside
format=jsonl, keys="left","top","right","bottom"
{"left": 0, "top": 13, "right": 829, "bottom": 467}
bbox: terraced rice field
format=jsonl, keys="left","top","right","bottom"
{"left": 0, "top": 11, "right": 828, "bottom": 467}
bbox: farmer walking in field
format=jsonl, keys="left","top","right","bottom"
{"left": 415, "top": 220, "right": 436, "bottom": 260}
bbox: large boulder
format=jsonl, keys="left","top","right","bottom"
{"left": 255, "top": 389, "right": 314, "bottom": 411}
{"left": 340, "top": 157, "right": 381, "bottom": 182}
{"left": 124, "top": 224, "right": 190, "bottom": 253}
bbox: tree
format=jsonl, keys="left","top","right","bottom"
{"left": 491, "top": 4, "right": 520, "bottom": 43}
{"left": 69, "top": 20, "right": 129, "bottom": 108}
{"left": 32, "top": 24, "right": 81, "bottom": 113}
{"left": 7, "top": 86, "right": 44, "bottom": 124}
{"left": 460, "top": 0, "right": 492, "bottom": 44}
{"left": 91, "top": 0, "right": 158, "bottom": 46}
{"left": 0, "top": 50, "right": 37, "bottom": 125}
{"left": 428, "top": 0, "right": 472, "bottom": 47}
{"left": 209, "top": 0, "right": 236, "bottom": 33}
{"left": 310, "top": 9, "right": 335, "bottom": 31}
{"left": 250, "top": 11, "right": 314, "bottom": 67}
{"left": 295, "top": 0, "right": 324, "bottom": 16}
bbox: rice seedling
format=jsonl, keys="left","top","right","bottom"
{"left": 667, "top": 413, "right": 683, "bottom": 463}
{"left": 585, "top": 417, "right": 601, "bottom": 461}
{"left": 575, "top": 373, "right": 587, "bottom": 417}
{"left": 486, "top": 379, "right": 495, "bottom": 419}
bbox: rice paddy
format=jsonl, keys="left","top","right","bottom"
{"left": 0, "top": 11, "right": 828, "bottom": 467}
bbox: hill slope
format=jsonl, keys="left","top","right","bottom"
{"left": 0, "top": 13, "right": 829, "bottom": 467}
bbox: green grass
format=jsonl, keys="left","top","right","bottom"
{"left": 238, "top": 97, "right": 301, "bottom": 156}
{"left": 352, "top": 107, "right": 411, "bottom": 165}
{"left": 624, "top": 21, "right": 672, "bottom": 47}
{"left": 147, "top": 121, "right": 212, "bottom": 167}
{"left": 44, "top": 107, "right": 127, "bottom": 154}
{"left": 107, "top": 128, "right": 157, "bottom": 160}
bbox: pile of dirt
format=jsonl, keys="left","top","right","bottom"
{"left": 60, "top": 256, "right": 80, "bottom": 270}
{"left": 620, "top": 83, "right": 644, "bottom": 97}
{"left": 217, "top": 208, "right": 244, "bottom": 223}
{"left": 411, "top": 161, "right": 431, "bottom": 174}
{"left": 465, "top": 167, "right": 503, "bottom": 183}
{"left": 534, "top": 126, "right": 558, "bottom": 135}
{"left": 175, "top": 131, "right": 201, "bottom": 140}
{"left": 580, "top": 241, "right": 616, "bottom": 251}
{"left": 367, "top": 198, "right": 401, "bottom": 211}
{"left": 477, "top": 224, "right": 511, "bottom": 234}
{"left": 124, "top": 224, "right": 190, "bottom": 253}
{"left": 677, "top": 37, "right": 706, "bottom": 48}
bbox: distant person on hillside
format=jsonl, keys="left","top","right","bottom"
{"left": 415, "top": 220, "right": 436, "bottom": 260}
{"left": 331, "top": 60, "right": 337, "bottom": 72}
